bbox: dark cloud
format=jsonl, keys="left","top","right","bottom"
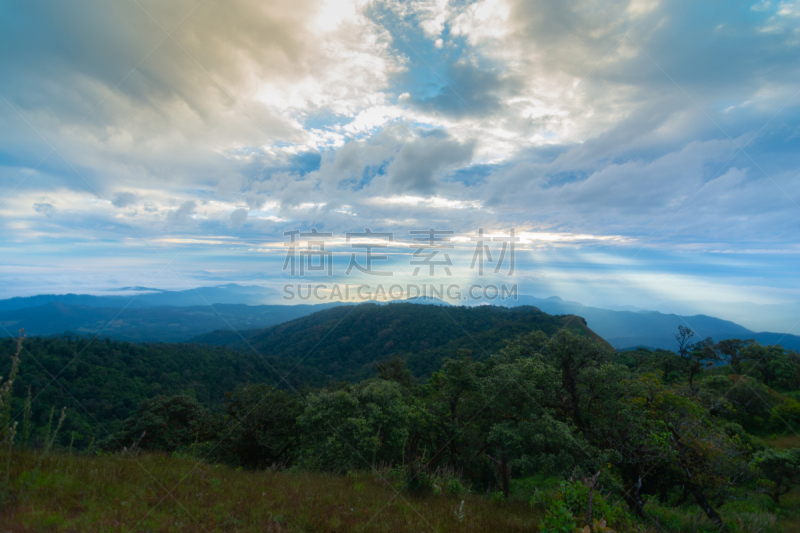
{"left": 386, "top": 134, "right": 475, "bottom": 193}
{"left": 408, "top": 59, "right": 521, "bottom": 118}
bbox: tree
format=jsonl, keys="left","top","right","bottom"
{"left": 740, "top": 343, "right": 792, "bottom": 389}
{"left": 542, "top": 329, "right": 612, "bottom": 435}
{"left": 104, "top": 395, "right": 207, "bottom": 452}
{"left": 674, "top": 327, "right": 720, "bottom": 390}
{"left": 716, "top": 338, "right": 753, "bottom": 375}
{"left": 296, "top": 379, "right": 412, "bottom": 472}
{"left": 218, "top": 385, "right": 303, "bottom": 468}
{"left": 752, "top": 448, "right": 800, "bottom": 504}
{"left": 376, "top": 355, "right": 414, "bottom": 389}
{"left": 675, "top": 326, "right": 694, "bottom": 359}
{"left": 420, "top": 353, "right": 483, "bottom": 474}
{"left": 687, "top": 338, "right": 721, "bottom": 390}
{"left": 478, "top": 345, "right": 580, "bottom": 497}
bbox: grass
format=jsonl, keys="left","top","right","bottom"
{"left": 4, "top": 451, "right": 800, "bottom": 532}
{"left": 1, "top": 451, "right": 545, "bottom": 532}
{"left": 761, "top": 433, "right": 800, "bottom": 449}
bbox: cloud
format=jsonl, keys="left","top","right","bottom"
{"left": 1, "top": 0, "right": 800, "bottom": 311}
{"left": 0, "top": 0, "right": 401, "bottom": 196}
{"left": 385, "top": 133, "right": 475, "bottom": 192}
{"left": 111, "top": 192, "right": 138, "bottom": 208}
{"left": 229, "top": 208, "right": 248, "bottom": 227}
{"left": 167, "top": 200, "right": 197, "bottom": 222}
{"left": 33, "top": 202, "right": 56, "bottom": 218}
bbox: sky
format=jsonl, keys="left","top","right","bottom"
{"left": 1, "top": 0, "right": 799, "bottom": 331}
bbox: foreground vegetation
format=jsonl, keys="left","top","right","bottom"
{"left": 2, "top": 451, "right": 547, "bottom": 532}
{"left": 3, "top": 312, "right": 800, "bottom": 531}
{"left": 1, "top": 450, "right": 799, "bottom": 532}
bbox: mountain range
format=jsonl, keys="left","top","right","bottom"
{"left": 0, "top": 284, "right": 798, "bottom": 351}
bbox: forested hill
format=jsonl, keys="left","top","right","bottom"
{"left": 1, "top": 303, "right": 601, "bottom": 447}
{"left": 191, "top": 302, "right": 606, "bottom": 378}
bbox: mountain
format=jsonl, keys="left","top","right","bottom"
{"left": 2, "top": 284, "right": 798, "bottom": 351}
{"left": 502, "top": 296, "right": 800, "bottom": 351}
{"left": 0, "top": 284, "right": 281, "bottom": 311}
{"left": 0, "top": 303, "right": 606, "bottom": 440}
{"left": 0, "top": 302, "right": 343, "bottom": 342}
{"left": 190, "top": 302, "right": 607, "bottom": 381}
{"left": 0, "top": 290, "right": 451, "bottom": 343}
{"left": 651, "top": 300, "right": 800, "bottom": 337}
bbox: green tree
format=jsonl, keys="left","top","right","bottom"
{"left": 542, "top": 329, "right": 612, "bottom": 435}
{"left": 752, "top": 448, "right": 800, "bottom": 504}
{"left": 217, "top": 385, "right": 303, "bottom": 468}
{"left": 103, "top": 395, "right": 207, "bottom": 453}
{"left": 478, "top": 344, "right": 580, "bottom": 497}
{"left": 716, "top": 338, "right": 753, "bottom": 375}
{"left": 297, "top": 379, "right": 411, "bottom": 472}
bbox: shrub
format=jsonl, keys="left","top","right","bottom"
{"left": 751, "top": 447, "right": 800, "bottom": 504}
{"left": 539, "top": 500, "right": 579, "bottom": 533}
{"left": 446, "top": 477, "right": 467, "bottom": 496}
{"left": 769, "top": 398, "right": 800, "bottom": 432}
{"left": 102, "top": 395, "right": 207, "bottom": 453}
{"left": 217, "top": 385, "right": 303, "bottom": 469}
{"left": 296, "top": 380, "right": 411, "bottom": 472}
{"left": 531, "top": 479, "right": 627, "bottom": 526}
{"left": 404, "top": 460, "right": 436, "bottom": 495}
{"left": 643, "top": 496, "right": 779, "bottom": 533}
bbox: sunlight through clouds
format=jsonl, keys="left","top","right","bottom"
{"left": 0, "top": 0, "right": 798, "bottom": 318}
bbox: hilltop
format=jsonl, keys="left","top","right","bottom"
{"left": 190, "top": 302, "right": 606, "bottom": 379}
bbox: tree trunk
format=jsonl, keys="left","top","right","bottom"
{"left": 584, "top": 471, "right": 601, "bottom": 528}
{"left": 483, "top": 452, "right": 510, "bottom": 498}
{"left": 501, "top": 452, "right": 510, "bottom": 499}
{"left": 623, "top": 475, "right": 646, "bottom": 518}
{"left": 564, "top": 371, "right": 586, "bottom": 434}
{"left": 690, "top": 483, "right": 727, "bottom": 532}
{"left": 658, "top": 483, "right": 668, "bottom": 504}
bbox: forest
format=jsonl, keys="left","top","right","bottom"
{"left": 2, "top": 306, "right": 800, "bottom": 532}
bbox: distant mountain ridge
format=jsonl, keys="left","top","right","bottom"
{"left": 502, "top": 295, "right": 799, "bottom": 350}
{"left": 1, "top": 284, "right": 798, "bottom": 351}
{"left": 0, "top": 284, "right": 280, "bottom": 311}
{"left": 0, "top": 302, "right": 343, "bottom": 342}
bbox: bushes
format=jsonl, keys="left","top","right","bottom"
{"left": 215, "top": 385, "right": 302, "bottom": 469}
{"left": 643, "top": 497, "right": 780, "bottom": 533}
{"left": 751, "top": 447, "right": 800, "bottom": 504}
{"left": 296, "top": 380, "right": 411, "bottom": 473}
{"left": 102, "top": 395, "right": 207, "bottom": 453}
{"left": 530, "top": 479, "right": 627, "bottom": 530}
{"left": 769, "top": 397, "right": 800, "bottom": 432}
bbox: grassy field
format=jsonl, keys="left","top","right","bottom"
{"left": 3, "top": 450, "right": 800, "bottom": 532}
{"left": 761, "top": 433, "right": 800, "bottom": 450}
{"left": 1, "top": 451, "right": 546, "bottom": 533}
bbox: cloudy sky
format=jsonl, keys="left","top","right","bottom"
{"left": 1, "top": 0, "right": 799, "bottom": 328}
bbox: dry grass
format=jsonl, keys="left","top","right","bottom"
{"left": 761, "top": 433, "right": 800, "bottom": 449}
{"left": 1, "top": 451, "right": 545, "bottom": 532}
{"left": 5, "top": 451, "right": 797, "bottom": 533}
